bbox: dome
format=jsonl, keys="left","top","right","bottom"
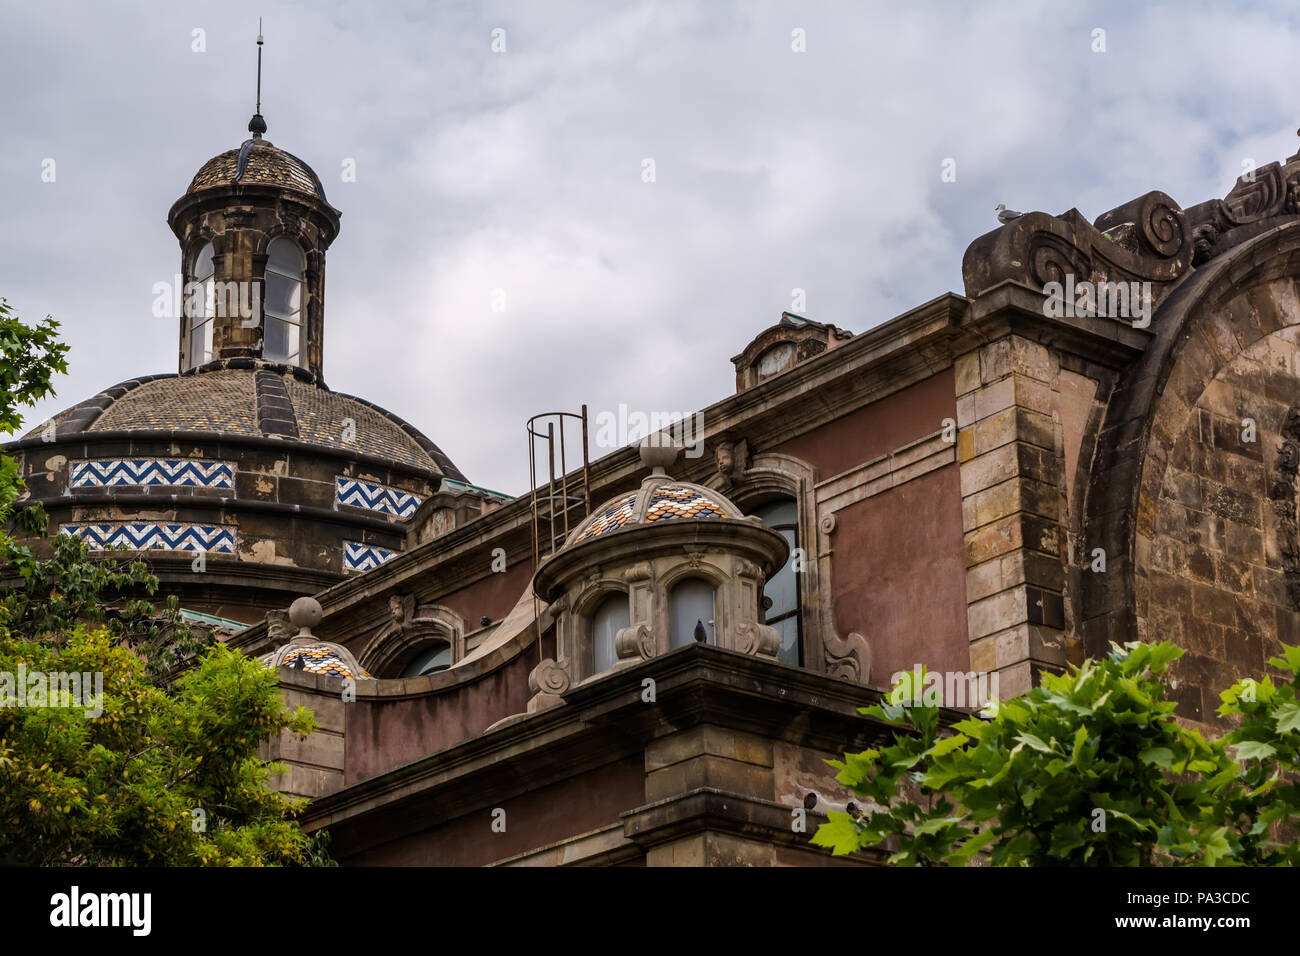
{"left": 259, "top": 597, "right": 372, "bottom": 679}
{"left": 187, "top": 137, "right": 331, "bottom": 204}
{"left": 27, "top": 362, "right": 466, "bottom": 479}
{"left": 261, "top": 642, "right": 371, "bottom": 679}
{"left": 571, "top": 475, "right": 742, "bottom": 544}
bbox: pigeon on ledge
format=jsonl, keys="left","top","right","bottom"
{"left": 995, "top": 203, "right": 1024, "bottom": 224}
{"left": 693, "top": 619, "right": 708, "bottom": 643}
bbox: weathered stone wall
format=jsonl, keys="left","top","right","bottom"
{"left": 1139, "top": 315, "right": 1300, "bottom": 726}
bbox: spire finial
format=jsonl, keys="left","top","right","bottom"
{"left": 248, "top": 18, "right": 267, "bottom": 138}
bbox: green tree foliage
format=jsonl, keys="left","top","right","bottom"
{"left": 812, "top": 641, "right": 1300, "bottom": 866}
{"left": 0, "top": 299, "right": 324, "bottom": 865}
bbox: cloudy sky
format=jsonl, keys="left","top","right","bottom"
{"left": 3, "top": 0, "right": 1299, "bottom": 494}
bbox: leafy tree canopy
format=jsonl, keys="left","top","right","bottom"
{"left": 0, "top": 299, "right": 325, "bottom": 865}
{"left": 813, "top": 641, "right": 1300, "bottom": 866}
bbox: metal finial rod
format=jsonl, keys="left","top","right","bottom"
{"left": 255, "top": 17, "right": 263, "bottom": 115}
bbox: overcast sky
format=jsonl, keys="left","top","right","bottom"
{"left": 3, "top": 0, "right": 1299, "bottom": 494}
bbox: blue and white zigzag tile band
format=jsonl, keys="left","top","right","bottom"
{"left": 61, "top": 522, "right": 237, "bottom": 554}
{"left": 335, "top": 477, "right": 425, "bottom": 519}
{"left": 71, "top": 458, "right": 235, "bottom": 489}
{"left": 343, "top": 540, "right": 398, "bottom": 573}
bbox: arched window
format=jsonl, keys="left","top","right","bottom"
{"left": 670, "top": 578, "right": 715, "bottom": 649}
{"left": 264, "top": 238, "right": 305, "bottom": 365}
{"left": 752, "top": 499, "right": 802, "bottom": 666}
{"left": 187, "top": 242, "right": 215, "bottom": 368}
{"left": 591, "top": 593, "right": 630, "bottom": 675}
{"left": 399, "top": 641, "right": 452, "bottom": 678}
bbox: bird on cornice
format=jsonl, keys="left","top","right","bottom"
{"left": 995, "top": 203, "right": 1024, "bottom": 224}
{"left": 693, "top": 620, "right": 708, "bottom": 643}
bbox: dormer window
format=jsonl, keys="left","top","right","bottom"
{"left": 264, "top": 238, "right": 304, "bottom": 365}
{"left": 187, "top": 242, "right": 216, "bottom": 369}
{"left": 757, "top": 343, "right": 795, "bottom": 380}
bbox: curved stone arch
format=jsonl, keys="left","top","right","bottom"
{"left": 704, "top": 451, "right": 871, "bottom": 684}
{"left": 355, "top": 601, "right": 466, "bottom": 678}
{"left": 1081, "top": 221, "right": 1300, "bottom": 656}
{"left": 567, "top": 576, "right": 630, "bottom": 618}
{"left": 560, "top": 577, "right": 632, "bottom": 683}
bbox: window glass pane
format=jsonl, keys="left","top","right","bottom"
{"left": 592, "top": 594, "right": 629, "bottom": 674}
{"left": 751, "top": 498, "right": 801, "bottom": 667}
{"left": 191, "top": 242, "right": 214, "bottom": 283}
{"left": 764, "top": 527, "right": 798, "bottom": 618}
{"left": 772, "top": 615, "right": 799, "bottom": 666}
{"left": 752, "top": 499, "right": 797, "bottom": 527}
{"left": 670, "top": 579, "right": 715, "bottom": 649}
{"left": 400, "top": 643, "right": 451, "bottom": 678}
{"left": 189, "top": 319, "right": 213, "bottom": 367}
{"left": 267, "top": 237, "right": 304, "bottom": 275}
{"left": 264, "top": 316, "right": 289, "bottom": 361}
{"left": 264, "top": 272, "right": 301, "bottom": 318}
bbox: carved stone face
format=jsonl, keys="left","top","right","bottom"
{"left": 389, "top": 595, "right": 406, "bottom": 621}
{"left": 715, "top": 443, "right": 734, "bottom": 475}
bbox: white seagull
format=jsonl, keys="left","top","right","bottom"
{"left": 995, "top": 203, "right": 1024, "bottom": 224}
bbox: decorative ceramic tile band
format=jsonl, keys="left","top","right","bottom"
{"left": 575, "top": 492, "right": 638, "bottom": 542}
{"left": 70, "top": 458, "right": 235, "bottom": 489}
{"left": 61, "top": 522, "right": 237, "bottom": 554}
{"left": 275, "top": 643, "right": 370, "bottom": 679}
{"left": 646, "top": 484, "right": 728, "bottom": 523}
{"left": 343, "top": 540, "right": 397, "bottom": 573}
{"left": 335, "top": 477, "right": 425, "bottom": 519}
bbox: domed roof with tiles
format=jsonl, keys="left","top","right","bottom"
{"left": 188, "top": 137, "right": 330, "bottom": 203}
{"left": 23, "top": 363, "right": 467, "bottom": 479}
{"left": 572, "top": 475, "right": 742, "bottom": 544}
{"left": 262, "top": 642, "right": 370, "bottom": 679}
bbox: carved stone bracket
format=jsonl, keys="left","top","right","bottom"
{"left": 735, "top": 620, "right": 780, "bottom": 659}
{"left": 526, "top": 657, "right": 572, "bottom": 713}
{"left": 614, "top": 623, "right": 656, "bottom": 663}
{"left": 822, "top": 629, "right": 872, "bottom": 685}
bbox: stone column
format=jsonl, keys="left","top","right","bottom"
{"left": 955, "top": 334, "right": 1068, "bottom": 698}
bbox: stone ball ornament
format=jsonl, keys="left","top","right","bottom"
{"left": 289, "top": 595, "right": 324, "bottom": 633}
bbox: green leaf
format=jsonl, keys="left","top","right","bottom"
{"left": 1274, "top": 701, "right": 1300, "bottom": 735}
{"left": 929, "top": 733, "right": 969, "bottom": 758}
{"left": 1139, "top": 747, "right": 1174, "bottom": 769}
{"left": 1232, "top": 740, "right": 1277, "bottom": 762}
{"left": 1015, "top": 732, "right": 1055, "bottom": 754}
{"left": 811, "top": 812, "right": 862, "bottom": 856}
